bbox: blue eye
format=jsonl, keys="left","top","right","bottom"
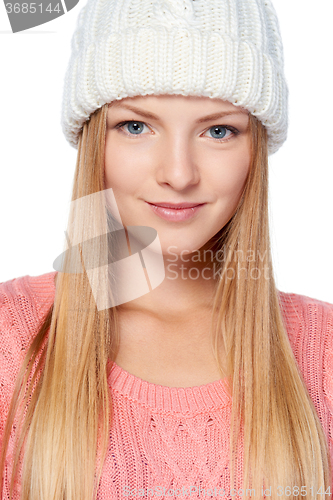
{"left": 125, "top": 122, "right": 145, "bottom": 134}
{"left": 115, "top": 121, "right": 148, "bottom": 135}
{"left": 204, "top": 125, "right": 239, "bottom": 142}
{"left": 208, "top": 126, "right": 228, "bottom": 139}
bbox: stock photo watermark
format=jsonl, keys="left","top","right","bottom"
{"left": 53, "top": 188, "right": 166, "bottom": 311}
{"left": 53, "top": 188, "right": 272, "bottom": 311}
{"left": 122, "top": 485, "right": 331, "bottom": 497}
{"left": 165, "top": 246, "right": 270, "bottom": 281}
{"left": 3, "top": 0, "right": 80, "bottom": 33}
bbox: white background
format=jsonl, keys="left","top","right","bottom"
{"left": 0, "top": 1, "right": 332, "bottom": 303}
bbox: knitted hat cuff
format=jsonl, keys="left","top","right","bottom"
{"left": 61, "top": 27, "right": 288, "bottom": 155}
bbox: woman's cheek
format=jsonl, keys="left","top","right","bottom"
{"left": 105, "top": 150, "right": 138, "bottom": 190}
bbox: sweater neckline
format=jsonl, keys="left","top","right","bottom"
{"left": 107, "top": 360, "right": 231, "bottom": 414}
{"left": 29, "top": 271, "right": 232, "bottom": 414}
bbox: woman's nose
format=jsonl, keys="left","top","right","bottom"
{"left": 155, "top": 136, "right": 200, "bottom": 190}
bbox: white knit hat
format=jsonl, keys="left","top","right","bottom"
{"left": 61, "top": 0, "right": 288, "bottom": 156}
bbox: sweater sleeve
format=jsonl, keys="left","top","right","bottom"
{"left": 0, "top": 276, "right": 37, "bottom": 457}
{"left": 0, "top": 273, "right": 55, "bottom": 460}
{"left": 278, "top": 290, "right": 333, "bottom": 477}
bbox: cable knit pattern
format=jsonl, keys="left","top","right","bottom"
{"left": 61, "top": 0, "right": 288, "bottom": 156}
{"left": 0, "top": 272, "right": 332, "bottom": 499}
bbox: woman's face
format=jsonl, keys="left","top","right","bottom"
{"left": 104, "top": 94, "right": 251, "bottom": 257}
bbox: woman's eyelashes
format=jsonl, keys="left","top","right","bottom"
{"left": 114, "top": 120, "right": 240, "bottom": 143}
{"left": 115, "top": 121, "right": 150, "bottom": 137}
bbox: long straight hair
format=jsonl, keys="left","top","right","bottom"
{"left": 0, "top": 102, "right": 331, "bottom": 499}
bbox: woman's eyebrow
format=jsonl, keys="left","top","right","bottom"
{"left": 110, "top": 103, "right": 249, "bottom": 123}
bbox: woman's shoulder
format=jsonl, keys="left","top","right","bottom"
{"left": 278, "top": 289, "right": 333, "bottom": 388}
{"left": 277, "top": 289, "right": 333, "bottom": 350}
{"left": 0, "top": 271, "right": 57, "bottom": 343}
{"left": 278, "top": 290, "right": 333, "bottom": 424}
{"left": 0, "top": 271, "right": 56, "bottom": 319}
{"left": 278, "top": 289, "right": 333, "bottom": 310}
{"left": 277, "top": 289, "right": 333, "bottom": 341}
{"left": 0, "top": 271, "right": 57, "bottom": 423}
{"left": 0, "top": 270, "right": 57, "bottom": 297}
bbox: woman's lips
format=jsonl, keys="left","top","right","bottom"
{"left": 145, "top": 202, "right": 205, "bottom": 221}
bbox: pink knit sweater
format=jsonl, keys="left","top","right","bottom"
{"left": 0, "top": 271, "right": 333, "bottom": 499}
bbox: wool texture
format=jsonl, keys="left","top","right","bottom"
{"left": 1, "top": 272, "right": 333, "bottom": 498}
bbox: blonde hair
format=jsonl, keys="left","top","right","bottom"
{"left": 0, "top": 102, "right": 331, "bottom": 500}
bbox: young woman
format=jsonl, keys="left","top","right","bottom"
{"left": 0, "top": 0, "right": 332, "bottom": 499}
